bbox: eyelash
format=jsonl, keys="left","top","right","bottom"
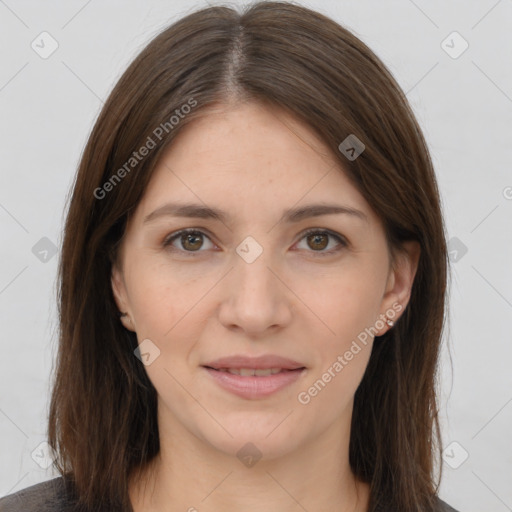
{"left": 162, "top": 227, "right": 348, "bottom": 257}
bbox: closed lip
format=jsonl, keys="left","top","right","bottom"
{"left": 202, "top": 354, "right": 305, "bottom": 370}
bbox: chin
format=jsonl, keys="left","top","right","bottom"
{"left": 208, "top": 432, "right": 301, "bottom": 464}
{"left": 190, "top": 414, "right": 304, "bottom": 463}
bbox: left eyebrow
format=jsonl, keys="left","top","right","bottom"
{"left": 143, "top": 202, "right": 369, "bottom": 225}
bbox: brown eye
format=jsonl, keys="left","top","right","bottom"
{"left": 306, "top": 233, "right": 329, "bottom": 251}
{"left": 295, "top": 229, "right": 347, "bottom": 255}
{"left": 181, "top": 232, "right": 203, "bottom": 251}
{"left": 163, "top": 229, "right": 214, "bottom": 253}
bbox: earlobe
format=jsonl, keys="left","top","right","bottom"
{"left": 380, "top": 240, "right": 421, "bottom": 330}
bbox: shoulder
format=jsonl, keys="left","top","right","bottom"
{"left": 438, "top": 497, "right": 460, "bottom": 512}
{"left": 374, "top": 496, "right": 461, "bottom": 512}
{"left": 0, "top": 476, "right": 78, "bottom": 512}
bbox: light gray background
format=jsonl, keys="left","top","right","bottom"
{"left": 1, "top": 1, "right": 511, "bottom": 511}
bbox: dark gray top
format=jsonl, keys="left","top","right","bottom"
{"left": 0, "top": 476, "right": 460, "bottom": 511}
{"left": 0, "top": 477, "right": 81, "bottom": 512}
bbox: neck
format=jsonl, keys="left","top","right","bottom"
{"left": 129, "top": 407, "right": 370, "bottom": 512}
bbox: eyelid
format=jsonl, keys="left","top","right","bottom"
{"left": 162, "top": 227, "right": 348, "bottom": 255}
{"left": 297, "top": 227, "right": 347, "bottom": 244}
{"left": 294, "top": 227, "right": 348, "bottom": 255}
{"left": 163, "top": 228, "right": 218, "bottom": 252}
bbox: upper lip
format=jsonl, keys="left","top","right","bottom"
{"left": 203, "top": 355, "right": 305, "bottom": 370}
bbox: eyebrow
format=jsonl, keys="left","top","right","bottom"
{"left": 143, "top": 202, "right": 368, "bottom": 225}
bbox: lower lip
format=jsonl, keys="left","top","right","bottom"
{"left": 203, "top": 367, "right": 306, "bottom": 399}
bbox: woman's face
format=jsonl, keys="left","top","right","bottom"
{"left": 112, "top": 101, "right": 419, "bottom": 461}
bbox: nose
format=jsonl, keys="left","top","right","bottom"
{"left": 217, "top": 242, "right": 293, "bottom": 337}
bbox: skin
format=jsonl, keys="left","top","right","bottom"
{"left": 111, "top": 100, "right": 420, "bottom": 512}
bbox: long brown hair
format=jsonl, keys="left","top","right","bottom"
{"left": 48, "top": 2, "right": 450, "bottom": 510}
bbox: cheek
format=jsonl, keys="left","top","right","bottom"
{"left": 127, "top": 259, "right": 200, "bottom": 332}
{"left": 126, "top": 261, "right": 217, "bottom": 377}
{"left": 128, "top": 266, "right": 204, "bottom": 387}
{"left": 313, "top": 263, "right": 386, "bottom": 344}
{"left": 131, "top": 278, "right": 174, "bottom": 335}
{"left": 298, "top": 273, "right": 379, "bottom": 413}
{"left": 298, "top": 348, "right": 371, "bottom": 421}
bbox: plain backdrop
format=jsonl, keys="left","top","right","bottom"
{"left": 1, "top": 1, "right": 511, "bottom": 511}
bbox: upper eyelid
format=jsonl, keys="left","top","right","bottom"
{"left": 163, "top": 228, "right": 216, "bottom": 246}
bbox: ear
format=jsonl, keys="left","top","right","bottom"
{"left": 377, "top": 240, "right": 421, "bottom": 333}
{"left": 111, "top": 263, "right": 136, "bottom": 332}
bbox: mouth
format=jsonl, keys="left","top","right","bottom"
{"left": 201, "top": 358, "right": 307, "bottom": 399}
{"left": 203, "top": 366, "right": 305, "bottom": 376}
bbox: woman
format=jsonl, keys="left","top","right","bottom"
{"left": 0, "top": 2, "right": 458, "bottom": 511}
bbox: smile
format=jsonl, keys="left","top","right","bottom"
{"left": 203, "top": 366, "right": 307, "bottom": 399}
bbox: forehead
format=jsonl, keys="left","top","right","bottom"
{"left": 157, "top": 101, "right": 336, "bottom": 176}
{"left": 136, "top": 101, "right": 376, "bottom": 226}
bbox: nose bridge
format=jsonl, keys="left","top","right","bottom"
{"left": 234, "top": 233, "right": 279, "bottom": 301}
{"left": 218, "top": 233, "right": 291, "bottom": 333}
